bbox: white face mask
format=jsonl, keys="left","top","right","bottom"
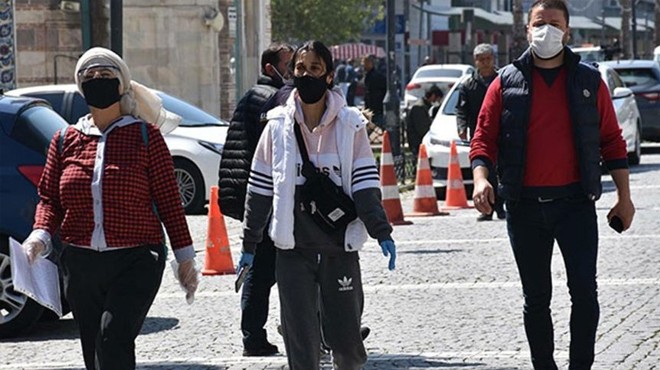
{"left": 529, "top": 24, "right": 565, "bottom": 59}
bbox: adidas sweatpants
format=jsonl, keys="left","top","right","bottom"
{"left": 276, "top": 249, "right": 366, "bottom": 370}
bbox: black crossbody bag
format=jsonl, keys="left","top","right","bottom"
{"left": 294, "top": 121, "right": 357, "bottom": 233}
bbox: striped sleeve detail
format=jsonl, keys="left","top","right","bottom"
{"left": 352, "top": 157, "right": 380, "bottom": 192}
{"left": 247, "top": 160, "right": 273, "bottom": 196}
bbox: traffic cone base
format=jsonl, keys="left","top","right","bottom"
{"left": 380, "top": 131, "right": 413, "bottom": 226}
{"left": 407, "top": 143, "right": 450, "bottom": 217}
{"left": 202, "top": 186, "right": 236, "bottom": 276}
{"left": 444, "top": 140, "right": 472, "bottom": 209}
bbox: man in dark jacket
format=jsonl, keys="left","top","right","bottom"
{"left": 470, "top": 1, "right": 635, "bottom": 369}
{"left": 406, "top": 84, "right": 442, "bottom": 159}
{"left": 218, "top": 42, "right": 293, "bottom": 357}
{"left": 362, "top": 54, "right": 387, "bottom": 127}
{"left": 456, "top": 43, "right": 505, "bottom": 221}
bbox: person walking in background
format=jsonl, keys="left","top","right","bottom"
{"left": 361, "top": 54, "right": 387, "bottom": 128}
{"left": 239, "top": 40, "right": 396, "bottom": 370}
{"left": 217, "top": 42, "right": 294, "bottom": 357}
{"left": 345, "top": 58, "right": 357, "bottom": 106}
{"left": 456, "top": 43, "right": 505, "bottom": 221}
{"left": 406, "top": 84, "right": 443, "bottom": 159}
{"left": 20, "top": 47, "right": 198, "bottom": 370}
{"left": 470, "top": 1, "right": 635, "bottom": 369}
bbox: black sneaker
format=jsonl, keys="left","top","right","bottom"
{"left": 477, "top": 213, "right": 493, "bottom": 222}
{"left": 243, "top": 342, "right": 279, "bottom": 357}
{"left": 496, "top": 210, "right": 506, "bottom": 220}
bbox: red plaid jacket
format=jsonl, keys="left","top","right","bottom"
{"left": 34, "top": 116, "right": 193, "bottom": 257}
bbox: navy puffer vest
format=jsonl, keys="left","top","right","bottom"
{"left": 497, "top": 48, "right": 603, "bottom": 201}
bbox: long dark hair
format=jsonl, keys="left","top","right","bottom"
{"left": 289, "top": 40, "right": 335, "bottom": 89}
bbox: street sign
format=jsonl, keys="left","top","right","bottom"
{"left": 408, "top": 38, "right": 430, "bottom": 46}
{"left": 227, "top": 6, "right": 237, "bottom": 38}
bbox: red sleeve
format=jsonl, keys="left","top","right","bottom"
{"left": 469, "top": 76, "right": 502, "bottom": 166}
{"left": 597, "top": 80, "right": 627, "bottom": 162}
{"left": 146, "top": 124, "right": 193, "bottom": 249}
{"left": 33, "top": 131, "right": 65, "bottom": 234}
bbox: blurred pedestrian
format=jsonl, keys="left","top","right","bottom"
{"left": 406, "top": 84, "right": 442, "bottom": 159}
{"left": 456, "top": 43, "right": 505, "bottom": 221}
{"left": 21, "top": 47, "right": 198, "bottom": 370}
{"left": 218, "top": 42, "right": 294, "bottom": 357}
{"left": 362, "top": 54, "right": 387, "bottom": 127}
{"left": 470, "top": 1, "right": 635, "bottom": 369}
{"left": 240, "top": 40, "right": 396, "bottom": 370}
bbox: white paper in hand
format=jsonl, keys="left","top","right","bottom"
{"left": 9, "top": 237, "right": 62, "bottom": 317}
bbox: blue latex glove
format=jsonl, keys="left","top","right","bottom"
{"left": 237, "top": 251, "right": 254, "bottom": 272}
{"left": 380, "top": 240, "right": 396, "bottom": 271}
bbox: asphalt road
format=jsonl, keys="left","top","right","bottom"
{"left": 2, "top": 152, "right": 659, "bottom": 370}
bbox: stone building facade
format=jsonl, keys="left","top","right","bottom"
{"left": 9, "top": 0, "right": 271, "bottom": 119}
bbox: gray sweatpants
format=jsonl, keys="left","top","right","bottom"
{"left": 276, "top": 249, "right": 366, "bottom": 370}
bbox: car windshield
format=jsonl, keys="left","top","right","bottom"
{"left": 157, "top": 92, "right": 227, "bottom": 127}
{"left": 441, "top": 89, "right": 460, "bottom": 116}
{"left": 12, "top": 105, "right": 68, "bottom": 156}
{"left": 415, "top": 69, "right": 464, "bottom": 79}
{"left": 613, "top": 68, "right": 659, "bottom": 87}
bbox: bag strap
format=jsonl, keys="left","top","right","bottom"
{"left": 58, "top": 125, "right": 70, "bottom": 154}
{"left": 293, "top": 121, "right": 317, "bottom": 178}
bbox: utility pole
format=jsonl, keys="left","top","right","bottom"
{"left": 655, "top": 0, "right": 660, "bottom": 45}
{"left": 511, "top": 0, "right": 525, "bottom": 61}
{"left": 90, "top": 0, "right": 109, "bottom": 48}
{"left": 631, "top": 0, "right": 637, "bottom": 58}
{"left": 404, "top": 0, "right": 410, "bottom": 89}
{"left": 110, "top": 0, "right": 123, "bottom": 56}
{"left": 384, "top": 0, "right": 401, "bottom": 161}
{"left": 621, "top": 0, "right": 632, "bottom": 59}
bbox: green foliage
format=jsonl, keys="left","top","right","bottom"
{"left": 271, "top": 0, "right": 383, "bottom": 46}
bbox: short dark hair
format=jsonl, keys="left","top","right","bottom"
{"left": 290, "top": 40, "right": 335, "bottom": 88}
{"left": 528, "top": 0, "right": 569, "bottom": 26}
{"left": 425, "top": 85, "right": 442, "bottom": 98}
{"left": 261, "top": 42, "right": 294, "bottom": 74}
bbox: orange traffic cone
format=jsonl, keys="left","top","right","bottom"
{"left": 202, "top": 186, "right": 235, "bottom": 276}
{"left": 445, "top": 140, "right": 470, "bottom": 209}
{"left": 407, "top": 144, "right": 449, "bottom": 217}
{"left": 380, "top": 131, "right": 412, "bottom": 225}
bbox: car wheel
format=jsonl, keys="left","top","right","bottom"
{"left": 0, "top": 235, "right": 45, "bottom": 338}
{"left": 173, "top": 158, "right": 206, "bottom": 215}
{"left": 628, "top": 123, "right": 641, "bottom": 166}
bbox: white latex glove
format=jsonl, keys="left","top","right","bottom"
{"left": 171, "top": 259, "right": 199, "bottom": 304}
{"left": 22, "top": 238, "right": 46, "bottom": 264}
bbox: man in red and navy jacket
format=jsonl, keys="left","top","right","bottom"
{"left": 469, "top": 1, "right": 635, "bottom": 369}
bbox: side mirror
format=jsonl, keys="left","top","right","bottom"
{"left": 612, "top": 87, "right": 633, "bottom": 100}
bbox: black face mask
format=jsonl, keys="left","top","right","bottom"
{"left": 81, "top": 78, "right": 121, "bottom": 109}
{"left": 294, "top": 75, "right": 328, "bottom": 104}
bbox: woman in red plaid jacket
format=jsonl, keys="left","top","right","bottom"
{"left": 21, "top": 47, "right": 198, "bottom": 370}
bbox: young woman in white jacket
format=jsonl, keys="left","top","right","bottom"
{"left": 240, "top": 40, "right": 396, "bottom": 370}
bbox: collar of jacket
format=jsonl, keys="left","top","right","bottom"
{"left": 257, "top": 74, "right": 283, "bottom": 89}
{"left": 512, "top": 46, "right": 581, "bottom": 81}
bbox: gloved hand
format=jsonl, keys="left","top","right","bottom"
{"left": 380, "top": 240, "right": 396, "bottom": 271}
{"left": 22, "top": 238, "right": 47, "bottom": 264}
{"left": 237, "top": 252, "right": 254, "bottom": 272}
{"left": 176, "top": 259, "right": 199, "bottom": 304}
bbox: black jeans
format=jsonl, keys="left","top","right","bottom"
{"left": 506, "top": 197, "right": 599, "bottom": 370}
{"left": 240, "top": 231, "right": 277, "bottom": 350}
{"left": 61, "top": 244, "right": 165, "bottom": 370}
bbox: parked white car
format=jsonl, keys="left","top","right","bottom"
{"left": 6, "top": 85, "right": 228, "bottom": 214}
{"left": 422, "top": 64, "right": 641, "bottom": 199}
{"left": 404, "top": 64, "right": 474, "bottom": 109}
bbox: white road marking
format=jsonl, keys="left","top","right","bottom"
{"left": 0, "top": 350, "right": 568, "bottom": 369}
{"left": 156, "top": 277, "right": 660, "bottom": 300}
